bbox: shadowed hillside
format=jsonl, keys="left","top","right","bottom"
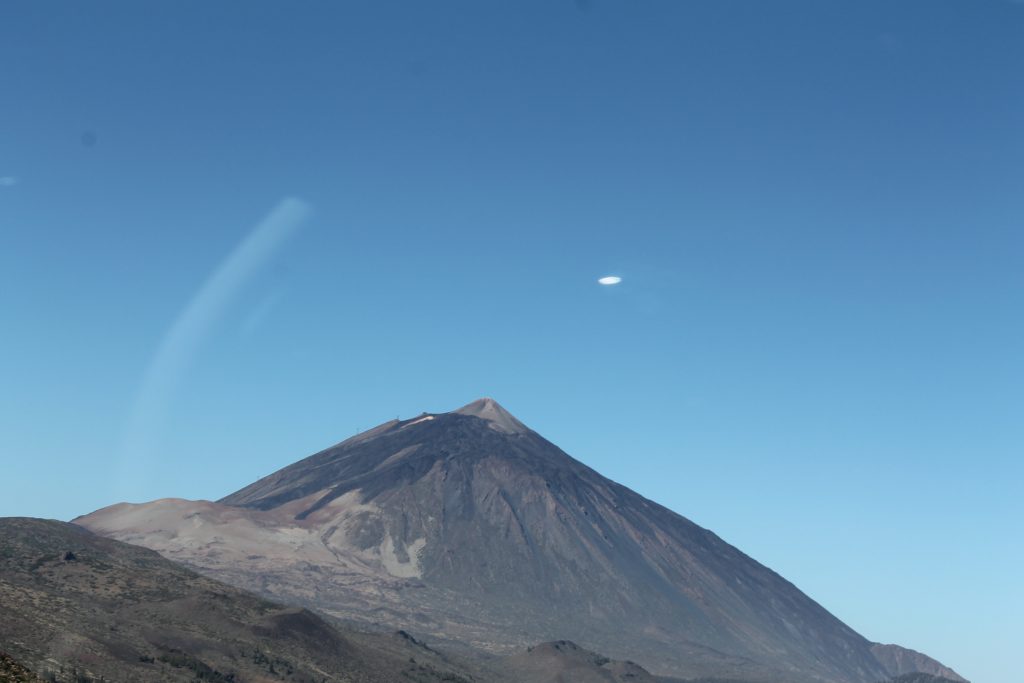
{"left": 0, "top": 518, "right": 481, "bottom": 683}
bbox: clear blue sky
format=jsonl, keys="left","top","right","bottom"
{"left": 1, "top": 2, "right": 1020, "bottom": 682}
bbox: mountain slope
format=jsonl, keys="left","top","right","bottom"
{"left": 870, "top": 645, "right": 966, "bottom": 682}
{"left": 501, "top": 641, "right": 660, "bottom": 683}
{"left": 0, "top": 517, "right": 482, "bottom": 683}
{"left": 76, "top": 399, "right": 962, "bottom": 683}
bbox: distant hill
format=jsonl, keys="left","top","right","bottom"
{"left": 502, "top": 641, "right": 660, "bottom": 683}
{"left": 881, "top": 674, "right": 965, "bottom": 683}
{"left": 871, "top": 645, "right": 966, "bottom": 682}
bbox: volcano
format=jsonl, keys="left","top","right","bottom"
{"left": 76, "top": 398, "right": 964, "bottom": 683}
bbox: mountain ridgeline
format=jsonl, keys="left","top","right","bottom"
{"left": 76, "top": 399, "right": 966, "bottom": 683}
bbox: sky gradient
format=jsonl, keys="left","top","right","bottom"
{"left": 1, "top": 3, "right": 1021, "bottom": 682}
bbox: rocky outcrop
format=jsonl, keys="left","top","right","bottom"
{"left": 872, "top": 644, "right": 967, "bottom": 682}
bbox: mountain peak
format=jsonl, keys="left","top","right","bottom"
{"left": 452, "top": 397, "right": 529, "bottom": 434}
{"left": 75, "top": 396, "right": 967, "bottom": 683}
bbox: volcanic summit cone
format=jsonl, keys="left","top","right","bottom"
{"left": 77, "top": 399, "right": 964, "bottom": 683}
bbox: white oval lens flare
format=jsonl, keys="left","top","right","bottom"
{"left": 598, "top": 276, "right": 622, "bottom": 286}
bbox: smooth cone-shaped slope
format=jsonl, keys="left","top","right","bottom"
{"left": 78, "top": 399, "right": 963, "bottom": 683}
{"left": 214, "top": 399, "right": 874, "bottom": 681}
